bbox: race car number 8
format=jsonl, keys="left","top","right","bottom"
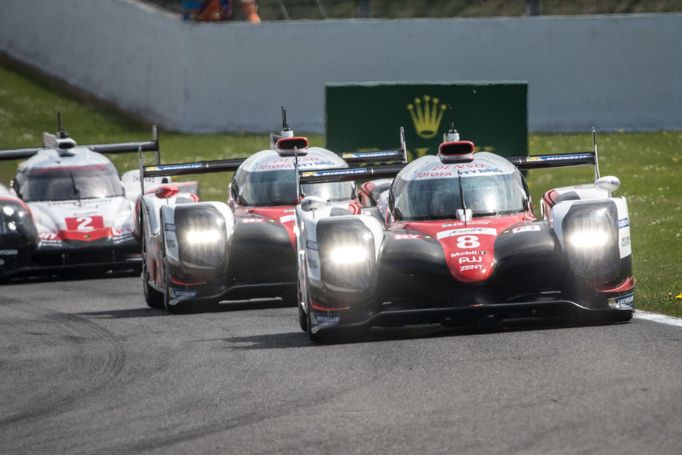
{"left": 457, "top": 235, "right": 480, "bottom": 248}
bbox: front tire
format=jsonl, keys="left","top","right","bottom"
{"left": 143, "top": 263, "right": 164, "bottom": 309}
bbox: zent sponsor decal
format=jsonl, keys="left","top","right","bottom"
{"left": 618, "top": 218, "right": 630, "bottom": 229}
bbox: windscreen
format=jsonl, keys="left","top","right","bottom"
{"left": 235, "top": 169, "right": 353, "bottom": 207}
{"left": 21, "top": 164, "right": 123, "bottom": 202}
{"left": 393, "top": 172, "right": 527, "bottom": 221}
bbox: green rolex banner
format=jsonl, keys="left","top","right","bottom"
{"left": 326, "top": 82, "right": 528, "bottom": 160}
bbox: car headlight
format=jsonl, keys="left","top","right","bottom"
{"left": 567, "top": 227, "right": 611, "bottom": 250}
{"left": 562, "top": 202, "right": 620, "bottom": 283}
{"left": 317, "top": 219, "right": 375, "bottom": 292}
{"left": 184, "top": 228, "right": 222, "bottom": 245}
{"left": 328, "top": 245, "right": 370, "bottom": 265}
{"left": 175, "top": 205, "right": 226, "bottom": 270}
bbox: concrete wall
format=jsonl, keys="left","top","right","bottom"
{"left": 0, "top": 0, "right": 680, "bottom": 133}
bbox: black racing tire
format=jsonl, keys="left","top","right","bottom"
{"left": 142, "top": 264, "right": 164, "bottom": 309}
{"left": 162, "top": 262, "right": 183, "bottom": 314}
{"left": 298, "top": 303, "right": 308, "bottom": 332}
{"left": 307, "top": 308, "right": 323, "bottom": 342}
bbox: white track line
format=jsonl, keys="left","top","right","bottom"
{"left": 634, "top": 310, "right": 682, "bottom": 328}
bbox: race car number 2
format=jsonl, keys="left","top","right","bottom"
{"left": 65, "top": 216, "right": 104, "bottom": 232}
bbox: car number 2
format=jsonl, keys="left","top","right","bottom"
{"left": 65, "top": 216, "right": 104, "bottom": 232}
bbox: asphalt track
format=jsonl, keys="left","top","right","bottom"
{"left": 1, "top": 276, "right": 681, "bottom": 455}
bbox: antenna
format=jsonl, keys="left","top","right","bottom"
{"left": 448, "top": 104, "right": 456, "bottom": 131}
{"left": 152, "top": 125, "right": 160, "bottom": 165}
{"left": 399, "top": 126, "right": 407, "bottom": 163}
{"left": 57, "top": 112, "right": 68, "bottom": 138}
{"left": 592, "top": 126, "right": 601, "bottom": 180}
{"left": 281, "top": 107, "right": 289, "bottom": 132}
{"left": 457, "top": 170, "right": 467, "bottom": 227}
{"left": 444, "top": 105, "right": 460, "bottom": 142}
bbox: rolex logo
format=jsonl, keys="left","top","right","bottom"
{"left": 407, "top": 95, "right": 447, "bottom": 139}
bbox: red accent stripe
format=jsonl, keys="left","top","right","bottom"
{"left": 311, "top": 300, "right": 351, "bottom": 312}
{"left": 597, "top": 276, "right": 636, "bottom": 293}
{"left": 58, "top": 227, "right": 112, "bottom": 241}
{"left": 170, "top": 276, "right": 206, "bottom": 286}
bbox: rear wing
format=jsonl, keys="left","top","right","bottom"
{"left": 299, "top": 163, "right": 405, "bottom": 185}
{"left": 506, "top": 152, "right": 595, "bottom": 169}
{"left": 141, "top": 158, "right": 244, "bottom": 178}
{"left": 0, "top": 125, "right": 160, "bottom": 164}
{"left": 138, "top": 157, "right": 244, "bottom": 198}
{"left": 506, "top": 128, "right": 602, "bottom": 180}
{"left": 341, "top": 127, "right": 407, "bottom": 165}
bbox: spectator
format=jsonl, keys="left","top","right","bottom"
{"left": 195, "top": 0, "right": 261, "bottom": 23}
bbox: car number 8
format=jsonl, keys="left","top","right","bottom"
{"left": 457, "top": 235, "right": 480, "bottom": 248}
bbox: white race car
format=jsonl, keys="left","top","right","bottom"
{"left": 0, "top": 116, "right": 160, "bottom": 279}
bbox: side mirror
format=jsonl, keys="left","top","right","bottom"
{"left": 595, "top": 175, "right": 621, "bottom": 193}
{"left": 456, "top": 208, "right": 473, "bottom": 222}
{"left": 155, "top": 185, "right": 179, "bottom": 199}
{"left": 300, "top": 195, "right": 327, "bottom": 212}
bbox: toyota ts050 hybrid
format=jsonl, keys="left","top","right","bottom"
{"left": 296, "top": 126, "right": 634, "bottom": 340}
{"left": 137, "top": 116, "right": 405, "bottom": 314}
{"left": 0, "top": 116, "right": 161, "bottom": 280}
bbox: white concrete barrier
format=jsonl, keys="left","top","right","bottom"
{"left": 0, "top": 0, "right": 680, "bottom": 133}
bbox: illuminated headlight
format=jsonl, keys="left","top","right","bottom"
{"left": 175, "top": 205, "right": 227, "bottom": 270}
{"left": 567, "top": 228, "right": 611, "bottom": 250}
{"left": 185, "top": 228, "right": 222, "bottom": 245}
{"left": 562, "top": 202, "right": 620, "bottom": 282}
{"left": 318, "top": 219, "right": 375, "bottom": 292}
{"left": 2, "top": 206, "right": 14, "bottom": 216}
{"left": 329, "top": 245, "right": 370, "bottom": 265}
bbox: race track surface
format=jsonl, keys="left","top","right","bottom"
{"left": 1, "top": 276, "right": 681, "bottom": 454}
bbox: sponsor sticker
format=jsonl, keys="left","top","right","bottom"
{"left": 242, "top": 218, "right": 266, "bottom": 224}
{"left": 279, "top": 214, "right": 296, "bottom": 224}
{"left": 0, "top": 249, "right": 18, "bottom": 256}
{"left": 437, "top": 227, "right": 496, "bottom": 240}
{"left": 170, "top": 288, "right": 198, "bottom": 299}
{"left": 395, "top": 234, "right": 423, "bottom": 240}
{"left": 306, "top": 240, "right": 319, "bottom": 251}
{"left": 450, "top": 250, "right": 486, "bottom": 258}
{"left": 621, "top": 236, "right": 630, "bottom": 247}
{"left": 618, "top": 218, "right": 630, "bottom": 229}
{"left": 313, "top": 313, "right": 341, "bottom": 326}
{"left": 607, "top": 292, "right": 635, "bottom": 310}
{"left": 164, "top": 223, "right": 176, "bottom": 232}
{"left": 512, "top": 225, "right": 541, "bottom": 234}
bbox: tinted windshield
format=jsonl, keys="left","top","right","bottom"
{"left": 234, "top": 169, "right": 353, "bottom": 207}
{"left": 393, "top": 172, "right": 527, "bottom": 220}
{"left": 21, "top": 165, "right": 123, "bottom": 202}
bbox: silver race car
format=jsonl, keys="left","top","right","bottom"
{"left": 0, "top": 115, "right": 160, "bottom": 279}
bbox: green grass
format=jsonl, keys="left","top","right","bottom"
{"left": 1, "top": 60, "right": 680, "bottom": 317}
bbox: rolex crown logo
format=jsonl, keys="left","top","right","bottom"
{"left": 407, "top": 95, "right": 447, "bottom": 139}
